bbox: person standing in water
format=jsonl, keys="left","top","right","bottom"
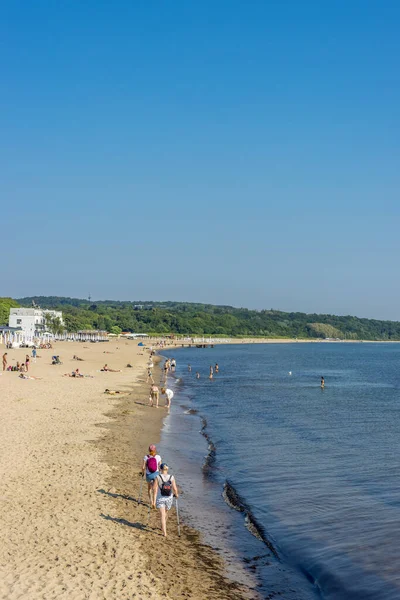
{"left": 188, "top": 364, "right": 192, "bottom": 372}
{"left": 321, "top": 376, "right": 325, "bottom": 389}
{"left": 156, "top": 463, "right": 179, "bottom": 537}
{"left": 215, "top": 363, "right": 219, "bottom": 373}
{"left": 196, "top": 372, "right": 200, "bottom": 379}
{"left": 209, "top": 365, "right": 213, "bottom": 379}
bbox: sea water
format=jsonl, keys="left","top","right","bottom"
{"left": 158, "top": 343, "right": 400, "bottom": 599}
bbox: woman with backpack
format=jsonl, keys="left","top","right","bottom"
{"left": 141, "top": 445, "right": 161, "bottom": 508}
{"left": 156, "top": 463, "right": 179, "bottom": 537}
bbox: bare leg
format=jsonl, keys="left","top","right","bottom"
{"left": 147, "top": 482, "right": 152, "bottom": 505}
{"left": 151, "top": 480, "right": 157, "bottom": 508}
{"left": 159, "top": 506, "right": 167, "bottom": 536}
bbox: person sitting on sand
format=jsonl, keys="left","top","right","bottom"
{"left": 104, "top": 389, "right": 123, "bottom": 395}
{"left": 101, "top": 364, "right": 122, "bottom": 372}
{"left": 156, "top": 463, "right": 179, "bottom": 537}
{"left": 64, "top": 369, "right": 84, "bottom": 378}
{"left": 73, "top": 355, "right": 84, "bottom": 361}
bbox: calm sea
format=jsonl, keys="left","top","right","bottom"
{"left": 158, "top": 343, "right": 400, "bottom": 599}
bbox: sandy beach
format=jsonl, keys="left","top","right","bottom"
{"left": 0, "top": 340, "right": 254, "bottom": 600}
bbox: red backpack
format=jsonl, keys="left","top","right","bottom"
{"left": 146, "top": 455, "right": 158, "bottom": 473}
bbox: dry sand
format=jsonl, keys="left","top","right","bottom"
{"left": 0, "top": 341, "right": 255, "bottom": 600}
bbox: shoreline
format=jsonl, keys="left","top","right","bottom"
{"left": 96, "top": 352, "right": 259, "bottom": 599}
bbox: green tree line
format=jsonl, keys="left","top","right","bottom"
{"left": 1, "top": 296, "right": 397, "bottom": 340}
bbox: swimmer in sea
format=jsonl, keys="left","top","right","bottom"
{"left": 215, "top": 363, "right": 219, "bottom": 373}
{"left": 196, "top": 372, "right": 200, "bottom": 379}
{"left": 321, "top": 376, "right": 325, "bottom": 389}
{"left": 188, "top": 364, "right": 192, "bottom": 372}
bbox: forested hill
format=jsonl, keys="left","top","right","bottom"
{"left": 9, "top": 296, "right": 400, "bottom": 340}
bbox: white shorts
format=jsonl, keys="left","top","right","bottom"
{"left": 156, "top": 495, "right": 174, "bottom": 511}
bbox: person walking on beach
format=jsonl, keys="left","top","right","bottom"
{"left": 161, "top": 387, "right": 174, "bottom": 408}
{"left": 149, "top": 384, "right": 159, "bottom": 407}
{"left": 156, "top": 463, "right": 179, "bottom": 537}
{"left": 163, "top": 361, "right": 169, "bottom": 380}
{"left": 25, "top": 355, "right": 30, "bottom": 372}
{"left": 147, "top": 367, "right": 154, "bottom": 384}
{"left": 141, "top": 445, "right": 161, "bottom": 509}
{"left": 3, "top": 353, "right": 8, "bottom": 371}
{"left": 32, "top": 347, "right": 37, "bottom": 363}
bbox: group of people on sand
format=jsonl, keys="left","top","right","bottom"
{"left": 141, "top": 444, "right": 179, "bottom": 537}
{"left": 3, "top": 352, "right": 32, "bottom": 373}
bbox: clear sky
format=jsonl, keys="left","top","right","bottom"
{"left": 2, "top": 1, "right": 400, "bottom": 319}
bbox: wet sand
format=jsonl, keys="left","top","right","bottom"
{"left": 0, "top": 340, "right": 256, "bottom": 599}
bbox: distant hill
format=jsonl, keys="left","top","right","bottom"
{"left": 12, "top": 296, "right": 400, "bottom": 340}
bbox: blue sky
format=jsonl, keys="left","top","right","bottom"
{"left": 2, "top": 1, "right": 400, "bottom": 319}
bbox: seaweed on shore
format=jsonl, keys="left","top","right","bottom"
{"left": 223, "top": 481, "right": 279, "bottom": 559}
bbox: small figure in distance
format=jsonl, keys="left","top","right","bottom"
{"left": 209, "top": 365, "right": 213, "bottom": 380}
{"left": 188, "top": 364, "right": 192, "bottom": 372}
{"left": 171, "top": 358, "right": 176, "bottom": 372}
{"left": 147, "top": 366, "right": 154, "bottom": 384}
{"left": 215, "top": 363, "right": 219, "bottom": 373}
{"left": 321, "top": 376, "right": 325, "bottom": 389}
{"left": 196, "top": 372, "right": 200, "bottom": 379}
{"left": 3, "top": 352, "right": 8, "bottom": 371}
{"left": 63, "top": 369, "right": 81, "bottom": 377}
{"left": 156, "top": 463, "right": 179, "bottom": 537}
{"left": 101, "top": 364, "right": 122, "bottom": 372}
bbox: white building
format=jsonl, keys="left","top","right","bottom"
{"left": 9, "top": 308, "right": 63, "bottom": 337}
